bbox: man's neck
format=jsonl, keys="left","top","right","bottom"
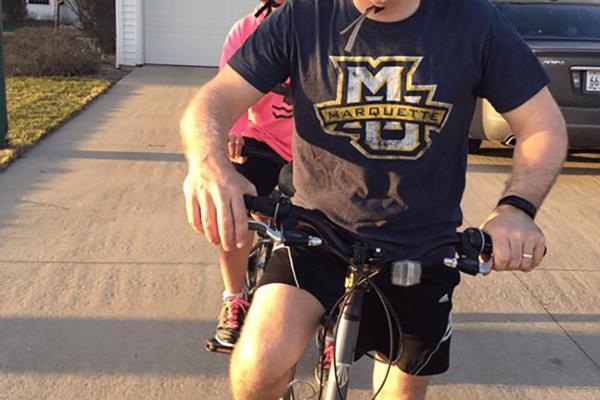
{"left": 352, "top": 0, "right": 421, "bottom": 22}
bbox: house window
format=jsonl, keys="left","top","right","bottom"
{"left": 28, "top": 0, "right": 51, "bottom": 4}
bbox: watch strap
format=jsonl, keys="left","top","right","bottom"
{"left": 497, "top": 195, "right": 537, "bottom": 220}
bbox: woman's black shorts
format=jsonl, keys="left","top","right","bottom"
{"left": 232, "top": 138, "right": 286, "bottom": 196}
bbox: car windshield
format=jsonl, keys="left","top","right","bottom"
{"left": 496, "top": 3, "right": 600, "bottom": 41}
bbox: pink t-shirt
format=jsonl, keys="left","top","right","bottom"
{"left": 219, "top": 12, "right": 293, "bottom": 162}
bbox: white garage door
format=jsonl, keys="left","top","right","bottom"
{"left": 144, "top": 0, "right": 255, "bottom": 66}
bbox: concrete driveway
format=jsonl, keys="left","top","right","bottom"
{"left": 0, "top": 66, "right": 598, "bottom": 400}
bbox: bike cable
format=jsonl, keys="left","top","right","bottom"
{"left": 316, "top": 268, "right": 378, "bottom": 399}
{"left": 360, "top": 272, "right": 403, "bottom": 400}
{"left": 315, "top": 259, "right": 404, "bottom": 400}
{"left": 351, "top": 257, "right": 404, "bottom": 400}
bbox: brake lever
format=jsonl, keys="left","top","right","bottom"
{"left": 283, "top": 230, "right": 322, "bottom": 247}
{"left": 442, "top": 256, "right": 491, "bottom": 275}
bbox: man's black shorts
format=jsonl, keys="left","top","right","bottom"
{"left": 233, "top": 137, "right": 286, "bottom": 196}
{"left": 258, "top": 245, "right": 461, "bottom": 376}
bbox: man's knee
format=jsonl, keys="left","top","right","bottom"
{"left": 230, "top": 343, "right": 289, "bottom": 385}
{"left": 373, "top": 359, "right": 431, "bottom": 400}
{"left": 380, "top": 381, "right": 429, "bottom": 400}
{"left": 230, "top": 344, "right": 292, "bottom": 399}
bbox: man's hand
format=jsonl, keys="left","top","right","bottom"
{"left": 183, "top": 163, "right": 256, "bottom": 251}
{"left": 480, "top": 206, "right": 546, "bottom": 272}
{"left": 227, "top": 135, "right": 247, "bottom": 164}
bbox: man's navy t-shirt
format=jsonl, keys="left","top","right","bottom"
{"left": 228, "top": 0, "right": 549, "bottom": 255}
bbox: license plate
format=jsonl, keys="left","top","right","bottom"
{"left": 586, "top": 70, "right": 600, "bottom": 92}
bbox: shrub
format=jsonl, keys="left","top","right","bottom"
{"left": 67, "top": 0, "right": 116, "bottom": 54}
{"left": 2, "top": 0, "right": 27, "bottom": 22}
{"left": 4, "top": 26, "right": 103, "bottom": 76}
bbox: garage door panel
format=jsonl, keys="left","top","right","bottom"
{"left": 144, "top": 0, "right": 255, "bottom": 66}
{"left": 145, "top": 32, "right": 224, "bottom": 66}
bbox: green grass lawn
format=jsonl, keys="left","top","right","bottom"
{"left": 0, "top": 77, "right": 112, "bottom": 170}
{"left": 3, "top": 22, "right": 17, "bottom": 32}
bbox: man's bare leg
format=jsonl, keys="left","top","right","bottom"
{"left": 230, "top": 283, "right": 324, "bottom": 400}
{"left": 372, "top": 355, "right": 431, "bottom": 400}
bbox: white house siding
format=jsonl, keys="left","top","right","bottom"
{"left": 116, "top": 0, "right": 142, "bottom": 66}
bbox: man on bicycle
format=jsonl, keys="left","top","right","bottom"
{"left": 181, "top": 0, "right": 567, "bottom": 398}
{"left": 210, "top": 0, "right": 293, "bottom": 349}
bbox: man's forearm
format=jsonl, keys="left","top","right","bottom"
{"left": 500, "top": 88, "right": 568, "bottom": 209}
{"left": 503, "top": 127, "right": 567, "bottom": 208}
{"left": 180, "top": 85, "right": 234, "bottom": 172}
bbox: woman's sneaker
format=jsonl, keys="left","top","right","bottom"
{"left": 314, "top": 326, "right": 335, "bottom": 384}
{"left": 214, "top": 295, "right": 250, "bottom": 347}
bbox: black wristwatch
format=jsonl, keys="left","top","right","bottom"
{"left": 497, "top": 195, "right": 537, "bottom": 220}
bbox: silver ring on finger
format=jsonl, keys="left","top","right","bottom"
{"left": 522, "top": 253, "right": 533, "bottom": 260}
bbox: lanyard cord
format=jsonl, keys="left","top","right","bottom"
{"left": 340, "top": 5, "right": 384, "bottom": 52}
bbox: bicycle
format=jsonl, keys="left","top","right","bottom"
{"left": 243, "top": 193, "right": 493, "bottom": 400}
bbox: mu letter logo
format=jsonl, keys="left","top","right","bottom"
{"left": 314, "top": 56, "right": 453, "bottom": 159}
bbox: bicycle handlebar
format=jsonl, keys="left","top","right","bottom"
{"left": 244, "top": 195, "right": 493, "bottom": 276}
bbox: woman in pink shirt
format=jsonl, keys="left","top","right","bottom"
{"left": 212, "top": 0, "right": 293, "bottom": 349}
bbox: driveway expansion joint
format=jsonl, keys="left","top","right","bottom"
{"left": 512, "top": 271, "right": 600, "bottom": 373}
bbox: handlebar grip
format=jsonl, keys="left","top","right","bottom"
{"left": 460, "top": 228, "right": 493, "bottom": 255}
{"left": 243, "top": 195, "right": 278, "bottom": 218}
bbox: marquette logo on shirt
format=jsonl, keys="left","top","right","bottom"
{"left": 314, "top": 56, "right": 453, "bottom": 159}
